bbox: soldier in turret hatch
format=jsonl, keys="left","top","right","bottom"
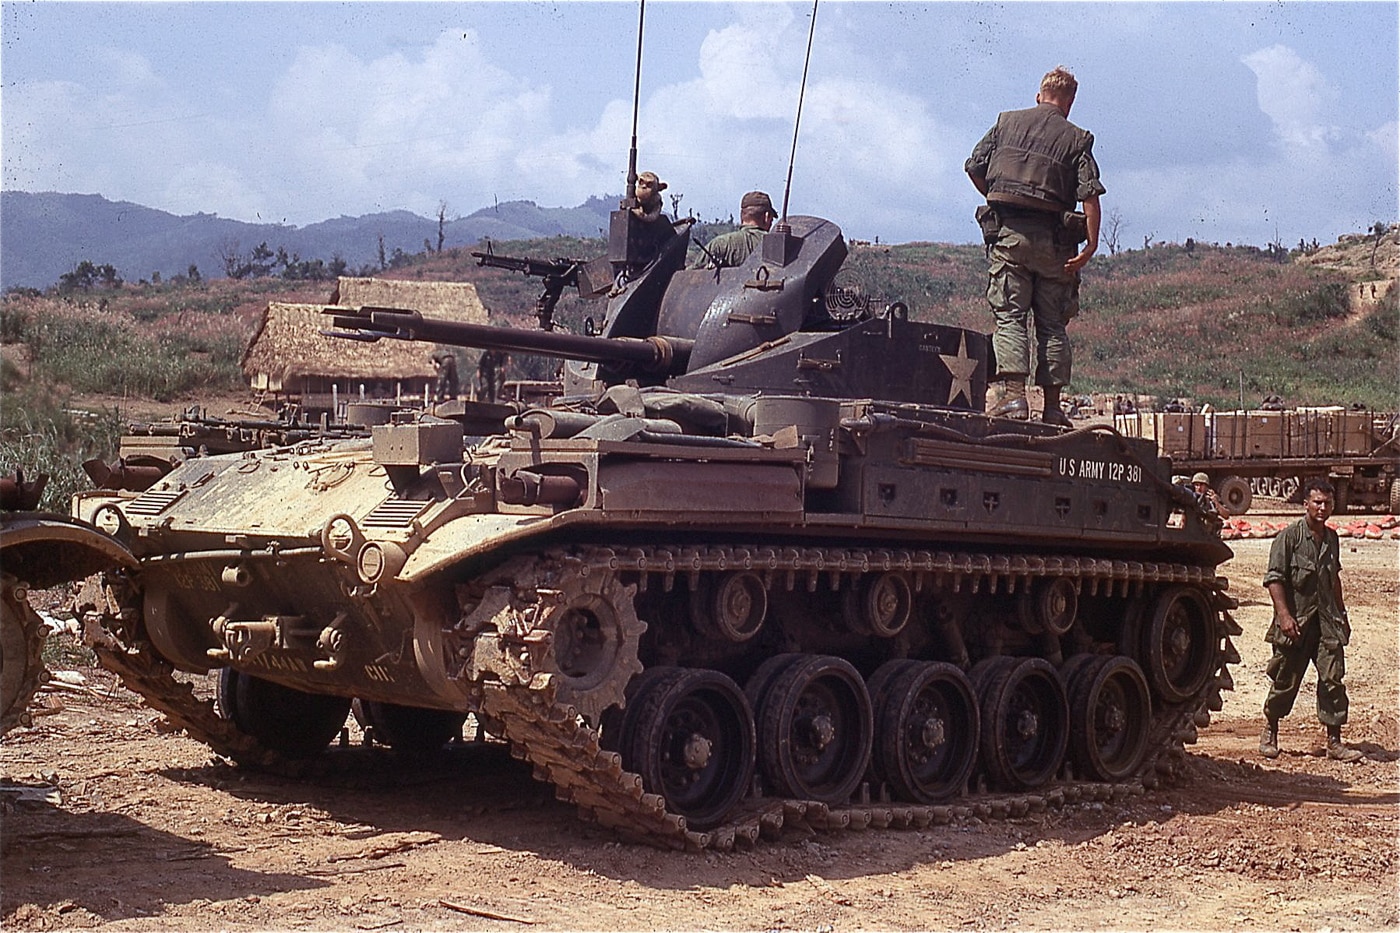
{"left": 966, "top": 66, "right": 1105, "bottom": 427}
{"left": 693, "top": 190, "right": 776, "bottom": 269}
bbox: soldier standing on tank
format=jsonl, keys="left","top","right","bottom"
{"left": 693, "top": 191, "right": 776, "bottom": 269}
{"left": 1258, "top": 478, "right": 1364, "bottom": 762}
{"left": 965, "top": 66, "right": 1104, "bottom": 426}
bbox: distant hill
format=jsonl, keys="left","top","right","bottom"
{"left": 0, "top": 191, "right": 616, "bottom": 290}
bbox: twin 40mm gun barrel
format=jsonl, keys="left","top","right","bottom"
{"left": 324, "top": 306, "right": 694, "bottom": 376}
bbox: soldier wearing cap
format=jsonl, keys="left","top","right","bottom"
{"left": 693, "top": 190, "right": 776, "bottom": 269}
{"left": 1191, "top": 472, "right": 1230, "bottom": 518}
{"left": 966, "top": 66, "right": 1105, "bottom": 427}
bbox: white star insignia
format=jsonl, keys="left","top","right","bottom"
{"left": 940, "top": 331, "right": 978, "bottom": 406}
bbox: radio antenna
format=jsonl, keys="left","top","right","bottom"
{"left": 625, "top": 0, "right": 646, "bottom": 206}
{"left": 778, "top": 0, "right": 819, "bottom": 225}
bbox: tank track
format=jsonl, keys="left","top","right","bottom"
{"left": 82, "top": 544, "right": 1241, "bottom": 851}
{"left": 469, "top": 544, "right": 1239, "bottom": 850}
{"left": 1, "top": 577, "right": 52, "bottom": 736}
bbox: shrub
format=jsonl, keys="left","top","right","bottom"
{"left": 0, "top": 386, "right": 122, "bottom": 511}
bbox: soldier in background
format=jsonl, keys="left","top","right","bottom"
{"left": 966, "top": 66, "right": 1105, "bottom": 426}
{"left": 1191, "top": 472, "right": 1230, "bottom": 518}
{"left": 475, "top": 349, "right": 508, "bottom": 403}
{"left": 1259, "top": 478, "right": 1364, "bottom": 762}
{"left": 693, "top": 191, "right": 776, "bottom": 269}
{"left": 432, "top": 352, "right": 459, "bottom": 403}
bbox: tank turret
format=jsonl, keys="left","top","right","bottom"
{"left": 327, "top": 214, "right": 989, "bottom": 412}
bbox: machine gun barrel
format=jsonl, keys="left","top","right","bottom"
{"left": 470, "top": 251, "right": 581, "bottom": 283}
{"left": 325, "top": 306, "right": 693, "bottom": 375}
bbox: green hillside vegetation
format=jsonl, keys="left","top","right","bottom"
{"left": 3, "top": 231, "right": 1395, "bottom": 510}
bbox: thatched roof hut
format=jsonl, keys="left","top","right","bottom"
{"left": 241, "top": 277, "right": 489, "bottom": 392}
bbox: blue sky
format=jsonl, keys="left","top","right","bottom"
{"left": 3, "top": 1, "right": 1395, "bottom": 248}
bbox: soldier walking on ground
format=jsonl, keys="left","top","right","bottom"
{"left": 1259, "top": 478, "right": 1364, "bottom": 762}
{"left": 965, "top": 66, "right": 1104, "bottom": 426}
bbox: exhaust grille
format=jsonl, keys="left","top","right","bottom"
{"left": 362, "top": 497, "right": 431, "bottom": 529}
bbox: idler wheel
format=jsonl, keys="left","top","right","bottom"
{"left": 842, "top": 572, "right": 913, "bottom": 637}
{"left": 1141, "top": 585, "right": 1218, "bottom": 705}
{"left": 353, "top": 699, "right": 466, "bottom": 757}
{"left": 1064, "top": 654, "right": 1152, "bottom": 782}
{"left": 971, "top": 656, "right": 1068, "bottom": 791}
{"left": 1019, "top": 576, "right": 1078, "bottom": 636}
{"left": 751, "top": 654, "right": 873, "bottom": 805}
{"left": 216, "top": 669, "right": 350, "bottom": 759}
{"left": 869, "top": 660, "right": 979, "bottom": 803}
{"left": 618, "top": 667, "right": 755, "bottom": 831}
{"left": 689, "top": 571, "right": 768, "bottom": 643}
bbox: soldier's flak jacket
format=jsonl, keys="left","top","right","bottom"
{"left": 978, "top": 103, "right": 1098, "bottom": 212}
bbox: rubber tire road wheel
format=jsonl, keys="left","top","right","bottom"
{"left": 1140, "top": 585, "right": 1219, "bottom": 705}
{"left": 1065, "top": 655, "right": 1152, "bottom": 782}
{"left": 973, "top": 656, "right": 1069, "bottom": 791}
{"left": 1390, "top": 478, "right": 1400, "bottom": 516}
{"left": 755, "top": 654, "right": 873, "bottom": 805}
{"left": 1217, "top": 475, "right": 1252, "bottom": 515}
{"left": 622, "top": 667, "right": 755, "bottom": 831}
{"left": 217, "top": 668, "right": 351, "bottom": 759}
{"left": 870, "top": 660, "right": 979, "bottom": 803}
{"left": 356, "top": 700, "right": 466, "bottom": 756}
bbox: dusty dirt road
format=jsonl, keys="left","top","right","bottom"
{"left": 3, "top": 516, "right": 1396, "bottom": 931}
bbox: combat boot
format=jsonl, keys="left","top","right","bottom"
{"left": 1040, "top": 385, "right": 1073, "bottom": 427}
{"left": 1326, "top": 725, "right": 1363, "bottom": 762}
{"left": 1259, "top": 720, "right": 1279, "bottom": 759}
{"left": 988, "top": 378, "right": 1029, "bottom": 420}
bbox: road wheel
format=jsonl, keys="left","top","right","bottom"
{"left": 754, "top": 654, "right": 872, "bottom": 804}
{"left": 217, "top": 669, "right": 350, "bottom": 759}
{"left": 1217, "top": 475, "right": 1252, "bottom": 514}
{"left": 972, "top": 656, "right": 1068, "bottom": 791}
{"left": 622, "top": 667, "right": 755, "bottom": 831}
{"left": 1390, "top": 478, "right": 1400, "bottom": 516}
{"left": 869, "top": 660, "right": 979, "bottom": 803}
{"left": 1065, "top": 655, "right": 1152, "bottom": 782}
{"left": 355, "top": 700, "right": 466, "bottom": 756}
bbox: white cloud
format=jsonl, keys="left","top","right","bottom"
{"left": 1241, "top": 45, "right": 1341, "bottom": 154}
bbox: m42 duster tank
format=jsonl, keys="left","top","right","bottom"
{"left": 72, "top": 209, "right": 1240, "bottom": 849}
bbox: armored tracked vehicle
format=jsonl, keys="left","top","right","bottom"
{"left": 60, "top": 197, "right": 1241, "bottom": 848}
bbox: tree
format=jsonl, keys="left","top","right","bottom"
{"left": 56, "top": 260, "right": 122, "bottom": 294}
{"left": 377, "top": 234, "right": 387, "bottom": 271}
{"left": 437, "top": 202, "right": 449, "bottom": 253}
{"left": 1372, "top": 221, "right": 1388, "bottom": 268}
{"left": 1104, "top": 209, "right": 1124, "bottom": 255}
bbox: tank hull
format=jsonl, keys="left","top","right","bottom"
{"left": 70, "top": 395, "right": 1239, "bottom": 845}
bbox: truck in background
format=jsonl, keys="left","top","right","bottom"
{"left": 1116, "top": 407, "right": 1400, "bottom": 515}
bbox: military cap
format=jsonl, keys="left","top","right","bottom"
{"left": 1191, "top": 472, "right": 1211, "bottom": 485}
{"left": 741, "top": 190, "right": 774, "bottom": 212}
{"left": 637, "top": 171, "right": 667, "bottom": 191}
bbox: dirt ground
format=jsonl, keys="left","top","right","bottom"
{"left": 3, "top": 511, "right": 1397, "bottom": 932}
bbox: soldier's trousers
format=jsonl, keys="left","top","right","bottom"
{"left": 986, "top": 212, "right": 1077, "bottom": 387}
{"left": 1262, "top": 616, "right": 1349, "bottom": 727}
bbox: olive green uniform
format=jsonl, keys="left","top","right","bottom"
{"left": 1261, "top": 518, "right": 1350, "bottom": 726}
{"left": 693, "top": 225, "right": 765, "bottom": 269}
{"left": 965, "top": 103, "right": 1105, "bottom": 387}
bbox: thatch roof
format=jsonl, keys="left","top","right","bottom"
{"left": 241, "top": 277, "right": 489, "bottom": 382}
